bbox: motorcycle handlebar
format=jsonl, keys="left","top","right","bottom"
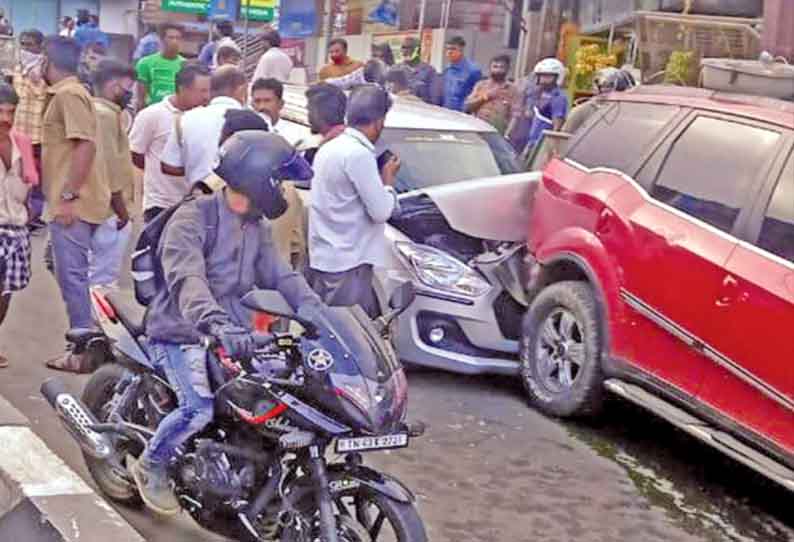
{"left": 202, "top": 331, "right": 278, "bottom": 352}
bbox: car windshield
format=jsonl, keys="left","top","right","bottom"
{"left": 375, "top": 128, "right": 521, "bottom": 193}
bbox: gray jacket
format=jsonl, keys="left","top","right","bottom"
{"left": 145, "top": 192, "right": 321, "bottom": 343}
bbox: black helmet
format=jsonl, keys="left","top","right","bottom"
{"left": 593, "top": 67, "right": 636, "bottom": 93}
{"left": 214, "top": 131, "right": 313, "bottom": 220}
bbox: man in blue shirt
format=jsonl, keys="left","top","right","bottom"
{"left": 442, "top": 36, "right": 482, "bottom": 112}
{"left": 73, "top": 11, "right": 109, "bottom": 51}
{"left": 198, "top": 20, "right": 235, "bottom": 69}
{"left": 133, "top": 25, "right": 160, "bottom": 63}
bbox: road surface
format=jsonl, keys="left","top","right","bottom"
{"left": 1, "top": 235, "right": 792, "bottom": 541}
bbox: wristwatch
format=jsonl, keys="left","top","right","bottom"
{"left": 60, "top": 190, "right": 79, "bottom": 202}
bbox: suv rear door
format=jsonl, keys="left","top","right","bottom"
{"left": 610, "top": 113, "right": 784, "bottom": 399}
{"left": 709, "top": 142, "right": 794, "bottom": 456}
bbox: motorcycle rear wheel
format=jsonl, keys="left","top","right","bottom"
{"left": 82, "top": 363, "right": 142, "bottom": 506}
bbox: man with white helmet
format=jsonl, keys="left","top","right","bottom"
{"left": 522, "top": 58, "right": 569, "bottom": 155}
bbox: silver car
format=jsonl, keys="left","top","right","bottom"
{"left": 280, "top": 86, "right": 538, "bottom": 376}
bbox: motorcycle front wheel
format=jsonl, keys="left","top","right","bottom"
{"left": 282, "top": 487, "right": 428, "bottom": 542}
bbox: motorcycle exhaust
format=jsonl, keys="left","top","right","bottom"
{"left": 40, "top": 378, "right": 113, "bottom": 460}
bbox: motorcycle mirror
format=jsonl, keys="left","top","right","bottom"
{"left": 388, "top": 281, "right": 416, "bottom": 312}
{"left": 242, "top": 290, "right": 294, "bottom": 315}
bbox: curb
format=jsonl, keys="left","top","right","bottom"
{"left": 0, "top": 395, "right": 145, "bottom": 542}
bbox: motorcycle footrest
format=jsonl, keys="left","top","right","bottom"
{"left": 279, "top": 429, "right": 315, "bottom": 450}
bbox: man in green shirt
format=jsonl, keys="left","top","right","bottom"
{"left": 136, "top": 23, "right": 184, "bottom": 109}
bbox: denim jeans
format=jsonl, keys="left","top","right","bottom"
{"left": 143, "top": 341, "right": 214, "bottom": 468}
{"left": 90, "top": 217, "right": 132, "bottom": 288}
{"left": 49, "top": 220, "right": 98, "bottom": 329}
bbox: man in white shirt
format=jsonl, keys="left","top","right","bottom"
{"left": 308, "top": 85, "right": 401, "bottom": 317}
{"left": 129, "top": 63, "right": 211, "bottom": 223}
{"left": 250, "top": 77, "right": 303, "bottom": 146}
{"left": 252, "top": 30, "right": 293, "bottom": 83}
{"left": 160, "top": 65, "right": 247, "bottom": 189}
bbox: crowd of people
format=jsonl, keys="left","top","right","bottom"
{"left": 0, "top": 19, "right": 399, "bottom": 375}
{"left": 0, "top": 17, "right": 635, "bottom": 380}
{"left": 314, "top": 33, "right": 577, "bottom": 162}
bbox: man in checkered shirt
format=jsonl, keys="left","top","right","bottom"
{"left": 0, "top": 83, "right": 34, "bottom": 369}
{"left": 13, "top": 29, "right": 47, "bottom": 227}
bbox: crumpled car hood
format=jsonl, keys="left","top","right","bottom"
{"left": 410, "top": 172, "right": 540, "bottom": 242}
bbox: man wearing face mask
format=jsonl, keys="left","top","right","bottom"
{"left": 133, "top": 131, "right": 322, "bottom": 515}
{"left": 39, "top": 36, "right": 103, "bottom": 373}
{"left": 308, "top": 85, "right": 401, "bottom": 318}
{"left": 89, "top": 60, "right": 136, "bottom": 289}
{"left": 464, "top": 54, "right": 517, "bottom": 135}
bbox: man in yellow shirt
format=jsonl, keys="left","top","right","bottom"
{"left": 318, "top": 38, "right": 364, "bottom": 81}
{"left": 40, "top": 37, "right": 112, "bottom": 373}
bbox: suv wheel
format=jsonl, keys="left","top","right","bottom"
{"left": 520, "top": 281, "right": 604, "bottom": 417}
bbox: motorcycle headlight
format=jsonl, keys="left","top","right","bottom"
{"left": 395, "top": 241, "right": 492, "bottom": 298}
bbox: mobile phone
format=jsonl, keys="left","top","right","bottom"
{"left": 377, "top": 150, "right": 395, "bottom": 171}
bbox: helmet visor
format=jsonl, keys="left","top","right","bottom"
{"left": 275, "top": 151, "right": 314, "bottom": 182}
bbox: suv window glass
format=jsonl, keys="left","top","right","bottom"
{"left": 758, "top": 150, "right": 794, "bottom": 262}
{"left": 566, "top": 102, "right": 679, "bottom": 173}
{"left": 651, "top": 117, "right": 781, "bottom": 233}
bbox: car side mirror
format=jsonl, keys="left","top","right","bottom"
{"left": 527, "top": 130, "right": 573, "bottom": 171}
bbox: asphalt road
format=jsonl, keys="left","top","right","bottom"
{"left": 2, "top": 234, "right": 794, "bottom": 542}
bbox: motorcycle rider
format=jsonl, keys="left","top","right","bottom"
{"left": 131, "top": 131, "right": 322, "bottom": 516}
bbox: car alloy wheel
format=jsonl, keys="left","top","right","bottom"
{"left": 536, "top": 308, "right": 585, "bottom": 394}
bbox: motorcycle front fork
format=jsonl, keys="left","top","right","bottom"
{"left": 308, "top": 444, "right": 340, "bottom": 542}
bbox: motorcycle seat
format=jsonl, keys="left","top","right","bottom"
{"left": 105, "top": 291, "right": 147, "bottom": 337}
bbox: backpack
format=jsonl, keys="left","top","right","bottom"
{"left": 131, "top": 195, "right": 220, "bottom": 306}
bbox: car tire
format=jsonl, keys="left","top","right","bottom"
{"left": 520, "top": 280, "right": 604, "bottom": 418}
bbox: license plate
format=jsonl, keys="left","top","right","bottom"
{"left": 336, "top": 433, "right": 409, "bottom": 453}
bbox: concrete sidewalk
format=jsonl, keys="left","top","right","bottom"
{"left": 0, "top": 394, "right": 144, "bottom": 542}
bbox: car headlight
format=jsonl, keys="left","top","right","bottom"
{"left": 395, "top": 242, "right": 491, "bottom": 298}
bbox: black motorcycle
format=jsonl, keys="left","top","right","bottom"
{"left": 41, "top": 284, "right": 428, "bottom": 542}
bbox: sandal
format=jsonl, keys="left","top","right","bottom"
{"left": 45, "top": 351, "right": 93, "bottom": 374}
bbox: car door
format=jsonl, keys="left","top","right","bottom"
{"left": 703, "top": 143, "right": 794, "bottom": 455}
{"left": 612, "top": 114, "right": 784, "bottom": 398}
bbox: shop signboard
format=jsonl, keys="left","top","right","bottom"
{"left": 241, "top": 0, "right": 277, "bottom": 21}
{"left": 162, "top": 0, "right": 209, "bottom": 15}
{"left": 279, "top": 0, "right": 316, "bottom": 36}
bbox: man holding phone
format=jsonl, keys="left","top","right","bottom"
{"left": 308, "top": 85, "right": 400, "bottom": 318}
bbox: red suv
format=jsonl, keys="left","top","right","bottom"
{"left": 522, "top": 86, "right": 794, "bottom": 490}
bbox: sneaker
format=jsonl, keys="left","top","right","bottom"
{"left": 130, "top": 457, "right": 180, "bottom": 516}
{"left": 0, "top": 354, "right": 7, "bottom": 369}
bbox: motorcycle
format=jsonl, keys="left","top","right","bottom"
{"left": 41, "top": 283, "right": 428, "bottom": 542}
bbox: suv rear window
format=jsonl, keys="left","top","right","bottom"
{"left": 758, "top": 150, "right": 794, "bottom": 262}
{"left": 566, "top": 102, "right": 679, "bottom": 174}
{"left": 650, "top": 116, "right": 781, "bottom": 233}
